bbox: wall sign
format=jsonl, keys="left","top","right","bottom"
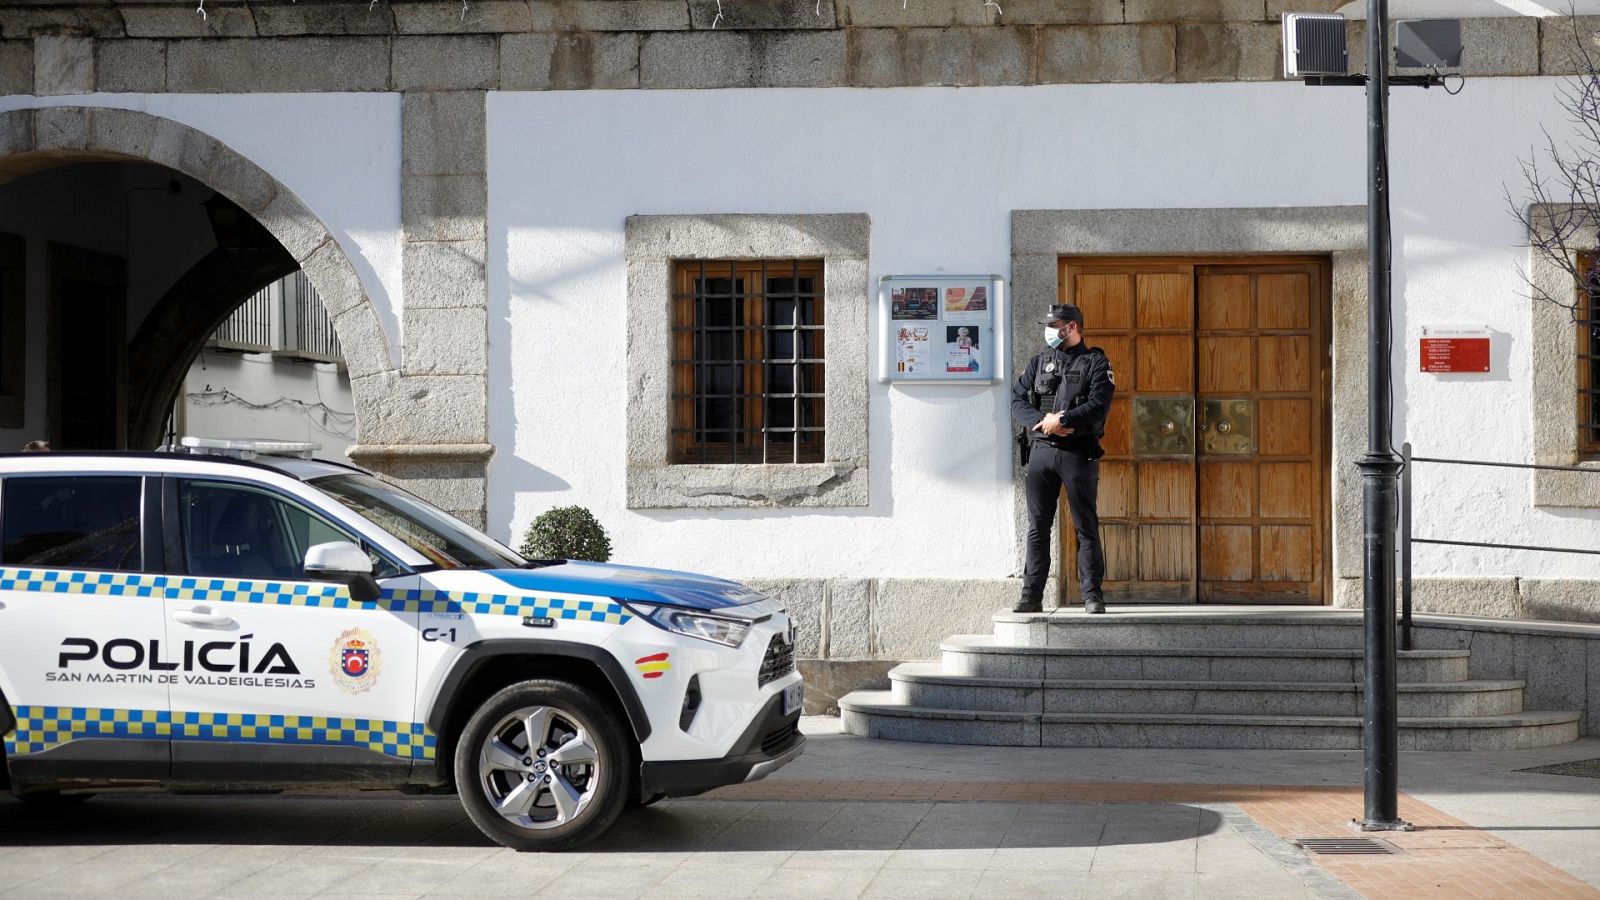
{"left": 1419, "top": 325, "right": 1490, "bottom": 374}
{"left": 878, "top": 274, "right": 1007, "bottom": 384}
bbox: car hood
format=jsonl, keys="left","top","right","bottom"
{"left": 486, "top": 561, "right": 767, "bottom": 611}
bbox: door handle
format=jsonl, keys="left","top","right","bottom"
{"left": 172, "top": 608, "right": 235, "bottom": 628}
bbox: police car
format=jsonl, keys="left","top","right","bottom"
{"left": 0, "top": 440, "right": 804, "bottom": 850}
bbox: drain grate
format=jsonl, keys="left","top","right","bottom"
{"left": 1293, "top": 837, "right": 1399, "bottom": 856}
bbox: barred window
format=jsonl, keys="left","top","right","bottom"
{"left": 671, "top": 260, "right": 825, "bottom": 464}
{"left": 1583, "top": 257, "right": 1600, "bottom": 456}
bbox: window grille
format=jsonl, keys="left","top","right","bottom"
{"left": 207, "top": 271, "right": 342, "bottom": 362}
{"left": 1582, "top": 256, "right": 1600, "bottom": 456}
{"left": 210, "top": 281, "right": 276, "bottom": 353}
{"left": 670, "top": 259, "right": 825, "bottom": 464}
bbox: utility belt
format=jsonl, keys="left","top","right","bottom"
{"left": 1016, "top": 391, "right": 1104, "bottom": 465}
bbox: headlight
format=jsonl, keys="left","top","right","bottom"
{"left": 622, "top": 601, "right": 751, "bottom": 648}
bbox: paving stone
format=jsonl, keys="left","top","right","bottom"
{"left": 403, "top": 91, "right": 486, "bottom": 175}
{"left": 500, "top": 31, "right": 640, "bottom": 89}
{"left": 392, "top": 0, "right": 533, "bottom": 34}
{"left": 528, "top": 0, "right": 691, "bottom": 32}
{"left": 253, "top": 3, "right": 396, "bottom": 36}
{"left": 688, "top": 0, "right": 837, "bottom": 30}
{"left": 33, "top": 33, "right": 94, "bottom": 95}
{"left": 402, "top": 306, "right": 487, "bottom": 376}
{"left": 393, "top": 34, "right": 498, "bottom": 89}
{"left": 1040, "top": 23, "right": 1177, "bottom": 83}
{"left": 0, "top": 40, "right": 32, "bottom": 95}
{"left": 95, "top": 38, "right": 165, "bottom": 92}
{"left": 847, "top": 25, "right": 1035, "bottom": 87}
{"left": 167, "top": 36, "right": 391, "bottom": 91}
{"left": 1176, "top": 21, "right": 1279, "bottom": 82}
{"left": 121, "top": 4, "right": 256, "bottom": 38}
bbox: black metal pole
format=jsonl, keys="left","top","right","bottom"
{"left": 1400, "top": 442, "right": 1413, "bottom": 652}
{"left": 1357, "top": 0, "right": 1410, "bottom": 832}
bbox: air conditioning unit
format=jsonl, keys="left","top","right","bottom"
{"left": 1283, "top": 12, "right": 1349, "bottom": 78}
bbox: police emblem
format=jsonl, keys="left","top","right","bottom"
{"left": 329, "top": 628, "right": 382, "bottom": 694}
{"left": 1045, "top": 362, "right": 1056, "bottom": 372}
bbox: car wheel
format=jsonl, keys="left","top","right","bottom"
{"left": 454, "top": 679, "right": 629, "bottom": 852}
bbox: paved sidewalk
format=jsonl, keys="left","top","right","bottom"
{"left": 0, "top": 719, "right": 1596, "bottom": 898}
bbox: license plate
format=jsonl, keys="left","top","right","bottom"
{"left": 781, "top": 682, "right": 803, "bottom": 716}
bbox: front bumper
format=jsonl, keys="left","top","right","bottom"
{"left": 639, "top": 691, "right": 804, "bottom": 798}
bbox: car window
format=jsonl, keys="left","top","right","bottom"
{"left": 311, "top": 473, "right": 525, "bottom": 571}
{"left": 1, "top": 476, "right": 143, "bottom": 572}
{"left": 177, "top": 479, "right": 402, "bottom": 581}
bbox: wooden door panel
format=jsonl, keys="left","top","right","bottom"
{"left": 1201, "top": 525, "right": 1254, "bottom": 581}
{"left": 1199, "top": 336, "right": 1253, "bottom": 393}
{"left": 1259, "top": 399, "right": 1313, "bottom": 456}
{"left": 1260, "top": 525, "right": 1315, "bottom": 581}
{"left": 1102, "top": 524, "right": 1140, "bottom": 581}
{"left": 1136, "top": 274, "right": 1193, "bottom": 329}
{"left": 1199, "top": 275, "right": 1251, "bottom": 330}
{"left": 1137, "top": 462, "right": 1194, "bottom": 518}
{"left": 1258, "top": 335, "right": 1312, "bottom": 392}
{"left": 1200, "top": 461, "right": 1254, "bottom": 518}
{"left": 1136, "top": 335, "right": 1194, "bottom": 392}
{"left": 1102, "top": 398, "right": 1132, "bottom": 456}
{"left": 1076, "top": 274, "right": 1133, "bottom": 330}
{"left": 1259, "top": 462, "right": 1314, "bottom": 519}
{"left": 1258, "top": 274, "right": 1311, "bottom": 330}
{"left": 1140, "top": 525, "right": 1194, "bottom": 581}
{"left": 1098, "top": 335, "right": 1134, "bottom": 375}
{"left": 1099, "top": 461, "right": 1136, "bottom": 518}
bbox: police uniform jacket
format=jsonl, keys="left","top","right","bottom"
{"left": 1010, "top": 342, "right": 1115, "bottom": 454}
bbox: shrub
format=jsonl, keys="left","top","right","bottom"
{"left": 520, "top": 505, "right": 612, "bottom": 563}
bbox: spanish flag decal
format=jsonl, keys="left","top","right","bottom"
{"left": 635, "top": 652, "right": 671, "bottom": 679}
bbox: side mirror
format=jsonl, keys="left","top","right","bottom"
{"left": 303, "top": 541, "right": 380, "bottom": 603}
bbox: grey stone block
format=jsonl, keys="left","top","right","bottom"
{"left": 627, "top": 462, "right": 869, "bottom": 509}
{"left": 0, "top": 7, "right": 124, "bottom": 40}
{"left": 393, "top": 35, "right": 498, "bottom": 90}
{"left": 146, "top": 113, "right": 220, "bottom": 179}
{"left": 1124, "top": 0, "right": 1266, "bottom": 22}
{"left": 996, "top": 0, "right": 1121, "bottom": 25}
{"left": 299, "top": 237, "right": 372, "bottom": 322}
{"left": 207, "top": 144, "right": 281, "bottom": 216}
{"left": 1467, "top": 630, "right": 1516, "bottom": 680}
{"left": 641, "top": 30, "right": 846, "bottom": 88}
{"left": 402, "top": 174, "right": 488, "bottom": 242}
{"left": 1176, "top": 22, "right": 1279, "bottom": 82}
{"left": 1413, "top": 577, "right": 1525, "bottom": 619}
{"left": 1514, "top": 634, "right": 1588, "bottom": 719}
{"left": 122, "top": 4, "right": 256, "bottom": 38}
{"left": 840, "top": 0, "right": 997, "bottom": 27}
{"left": 256, "top": 192, "right": 334, "bottom": 265}
{"left": 1135, "top": 655, "right": 1214, "bottom": 682}
{"left": 336, "top": 302, "right": 401, "bottom": 382}
{"left": 1520, "top": 579, "right": 1600, "bottom": 623}
{"left": 401, "top": 306, "right": 487, "bottom": 376}
{"left": 1589, "top": 640, "right": 1600, "bottom": 734}
{"left": 167, "top": 37, "right": 391, "bottom": 92}
{"left": 743, "top": 578, "right": 824, "bottom": 657}
{"left": 528, "top": 0, "right": 691, "bottom": 32}
{"left": 1011, "top": 206, "right": 1366, "bottom": 256}
{"left": 1, "top": 40, "right": 33, "bottom": 95}
{"left": 1040, "top": 24, "right": 1176, "bottom": 84}
{"left": 402, "top": 240, "right": 487, "bottom": 309}
{"left": 798, "top": 659, "right": 893, "bottom": 714}
{"left": 1045, "top": 653, "right": 1144, "bottom": 680}
{"left": 347, "top": 444, "right": 492, "bottom": 524}
{"left": 874, "top": 578, "right": 1010, "bottom": 659}
{"left": 625, "top": 212, "right": 870, "bottom": 261}
{"left": 828, "top": 578, "right": 873, "bottom": 658}
{"left": 392, "top": 0, "right": 533, "bottom": 34}
{"left": 689, "top": 0, "right": 836, "bottom": 29}
{"left": 1349, "top": 17, "right": 1538, "bottom": 78}
{"left": 254, "top": 4, "right": 396, "bottom": 36}
{"left": 33, "top": 106, "right": 88, "bottom": 151}
{"left": 353, "top": 371, "right": 488, "bottom": 444}
{"left": 85, "top": 106, "right": 158, "bottom": 163}
{"left": 0, "top": 110, "right": 32, "bottom": 160}
{"left": 948, "top": 647, "right": 1046, "bottom": 679}
{"left": 1541, "top": 16, "right": 1600, "bottom": 75}
{"left": 500, "top": 31, "right": 640, "bottom": 90}
{"left": 34, "top": 33, "right": 94, "bottom": 95}
{"left": 402, "top": 91, "right": 485, "bottom": 176}
{"left": 847, "top": 26, "right": 1034, "bottom": 87}
{"left": 96, "top": 39, "right": 165, "bottom": 92}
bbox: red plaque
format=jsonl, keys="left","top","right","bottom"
{"left": 1419, "top": 327, "right": 1490, "bottom": 374}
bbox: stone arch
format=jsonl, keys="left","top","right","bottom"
{"left": 0, "top": 105, "right": 396, "bottom": 442}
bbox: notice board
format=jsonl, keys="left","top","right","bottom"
{"left": 878, "top": 274, "right": 1007, "bottom": 384}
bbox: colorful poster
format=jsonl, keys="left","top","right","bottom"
{"left": 945, "top": 325, "right": 981, "bottom": 373}
{"left": 896, "top": 326, "right": 932, "bottom": 374}
{"left": 944, "top": 285, "right": 989, "bottom": 321}
{"left": 891, "top": 287, "right": 939, "bottom": 320}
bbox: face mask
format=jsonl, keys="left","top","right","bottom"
{"left": 1044, "top": 326, "right": 1063, "bottom": 349}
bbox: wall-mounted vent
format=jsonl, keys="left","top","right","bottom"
{"left": 1283, "top": 13, "right": 1349, "bottom": 78}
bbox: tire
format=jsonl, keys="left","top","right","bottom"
{"left": 453, "top": 679, "right": 629, "bottom": 852}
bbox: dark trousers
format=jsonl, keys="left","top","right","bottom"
{"left": 1022, "top": 444, "right": 1105, "bottom": 602}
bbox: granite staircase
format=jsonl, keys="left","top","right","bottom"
{"left": 838, "top": 609, "right": 1581, "bottom": 750}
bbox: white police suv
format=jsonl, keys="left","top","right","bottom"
{"left": 0, "top": 440, "right": 803, "bottom": 850}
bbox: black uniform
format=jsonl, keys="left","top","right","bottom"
{"left": 1010, "top": 341, "right": 1116, "bottom": 604}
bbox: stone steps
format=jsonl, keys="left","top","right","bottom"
{"left": 941, "top": 635, "right": 1473, "bottom": 683}
{"left": 888, "top": 662, "right": 1527, "bottom": 717}
{"left": 992, "top": 611, "right": 1370, "bottom": 649}
{"left": 840, "top": 692, "right": 1582, "bottom": 751}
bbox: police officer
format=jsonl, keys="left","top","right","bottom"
{"left": 1010, "top": 304, "right": 1115, "bottom": 614}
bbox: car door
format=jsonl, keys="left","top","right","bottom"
{"left": 0, "top": 473, "right": 170, "bottom": 782}
{"left": 162, "top": 476, "right": 422, "bottom": 783}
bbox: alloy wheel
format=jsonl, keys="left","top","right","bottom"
{"left": 476, "top": 705, "right": 602, "bottom": 830}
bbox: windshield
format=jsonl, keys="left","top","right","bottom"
{"left": 311, "top": 473, "right": 526, "bottom": 571}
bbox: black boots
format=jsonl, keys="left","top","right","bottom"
{"left": 1084, "top": 594, "right": 1106, "bottom": 615}
{"left": 1012, "top": 597, "right": 1043, "bottom": 614}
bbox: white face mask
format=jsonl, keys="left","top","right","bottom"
{"left": 1044, "top": 325, "right": 1063, "bottom": 349}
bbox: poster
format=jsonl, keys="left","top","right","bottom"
{"left": 945, "top": 325, "right": 981, "bottom": 373}
{"left": 879, "top": 274, "right": 1005, "bottom": 384}
{"left": 896, "top": 326, "right": 932, "bottom": 374}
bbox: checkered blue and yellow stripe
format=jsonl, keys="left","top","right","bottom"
{"left": 0, "top": 567, "right": 630, "bottom": 625}
{"left": 4, "top": 706, "right": 438, "bottom": 761}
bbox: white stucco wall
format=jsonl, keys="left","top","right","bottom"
{"left": 0, "top": 93, "right": 405, "bottom": 360}
{"left": 181, "top": 352, "right": 356, "bottom": 462}
{"left": 489, "top": 79, "right": 1600, "bottom": 582}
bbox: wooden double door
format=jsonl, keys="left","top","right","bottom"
{"left": 1058, "top": 258, "right": 1330, "bottom": 604}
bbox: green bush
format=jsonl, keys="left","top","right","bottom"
{"left": 520, "top": 505, "right": 612, "bottom": 563}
